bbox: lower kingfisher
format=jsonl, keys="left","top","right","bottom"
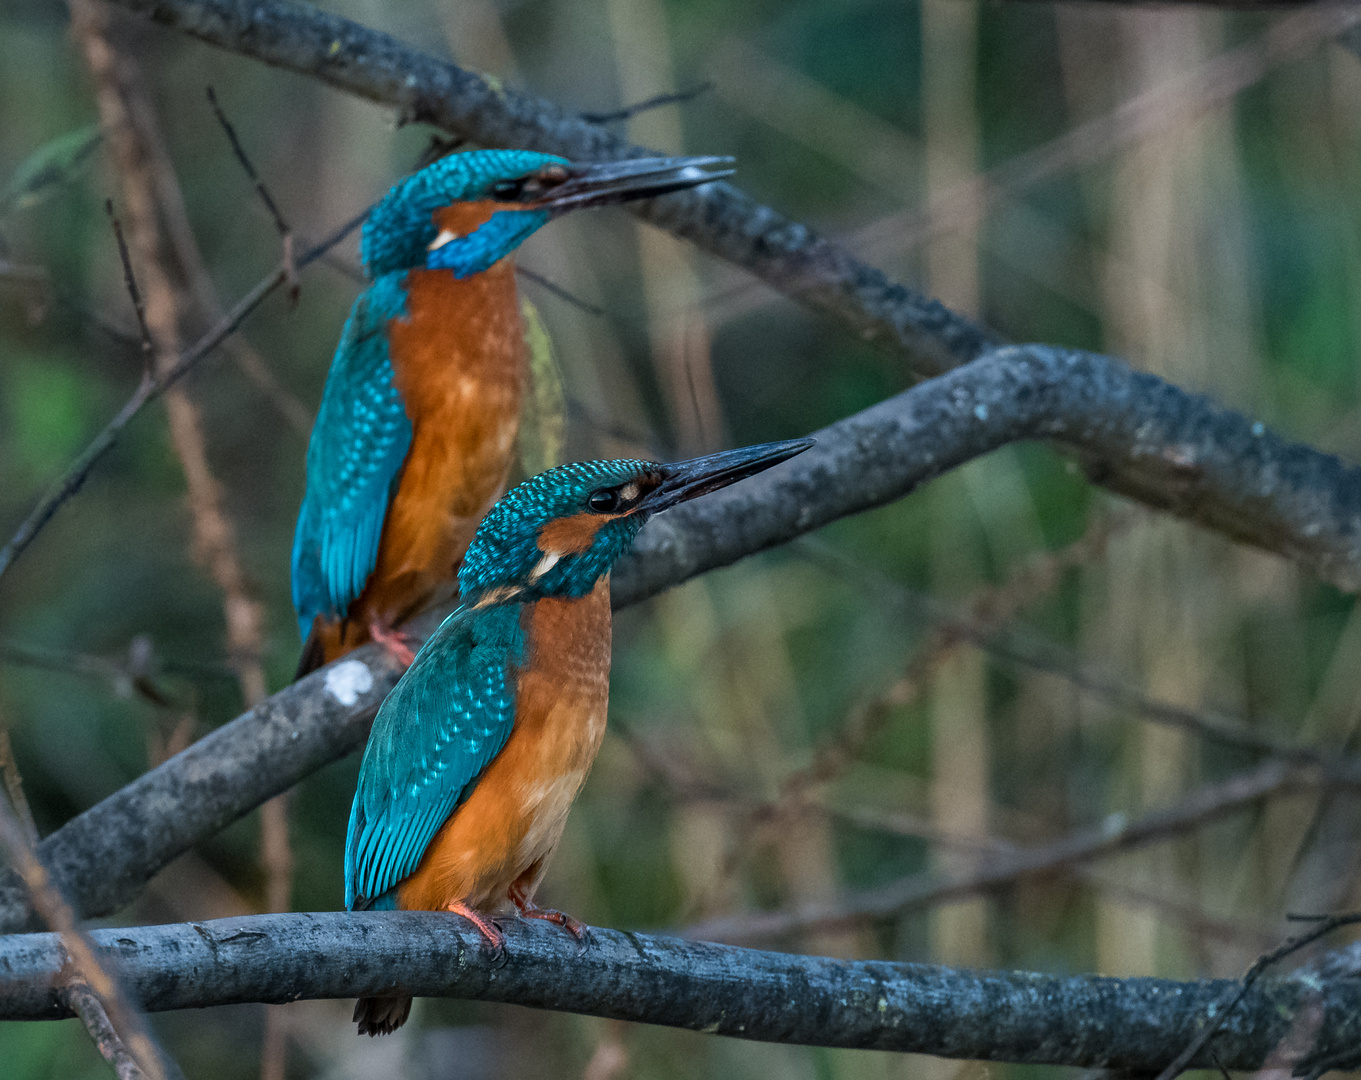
{"left": 344, "top": 437, "right": 813, "bottom": 1035}
{"left": 291, "top": 149, "right": 732, "bottom": 677}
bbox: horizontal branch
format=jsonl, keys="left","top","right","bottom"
{"left": 106, "top": 0, "right": 1361, "bottom": 589}
{"left": 1, "top": 346, "right": 1358, "bottom": 934}
{"left": 1, "top": 912, "right": 1358, "bottom": 1072}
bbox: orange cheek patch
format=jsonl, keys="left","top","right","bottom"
{"left": 431, "top": 201, "right": 500, "bottom": 241}
{"left": 538, "top": 514, "right": 608, "bottom": 555}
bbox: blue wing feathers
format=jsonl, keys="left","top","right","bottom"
{"left": 292, "top": 274, "right": 413, "bottom": 634}
{"left": 344, "top": 604, "right": 525, "bottom": 909}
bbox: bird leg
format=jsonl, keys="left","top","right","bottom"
{"left": 508, "top": 882, "right": 587, "bottom": 941}
{"left": 368, "top": 621, "right": 417, "bottom": 669}
{"left": 445, "top": 899, "right": 505, "bottom": 949}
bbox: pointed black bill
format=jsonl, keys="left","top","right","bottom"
{"left": 643, "top": 438, "right": 815, "bottom": 515}
{"left": 538, "top": 156, "right": 734, "bottom": 215}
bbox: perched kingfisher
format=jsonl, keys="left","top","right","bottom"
{"left": 291, "top": 149, "right": 733, "bottom": 677}
{"left": 344, "top": 437, "right": 813, "bottom": 1035}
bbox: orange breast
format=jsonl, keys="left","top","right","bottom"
{"left": 397, "top": 578, "right": 613, "bottom": 912}
{"left": 316, "top": 230, "right": 528, "bottom": 662}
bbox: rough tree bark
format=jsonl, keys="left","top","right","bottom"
{"left": 3, "top": 913, "right": 1360, "bottom": 1074}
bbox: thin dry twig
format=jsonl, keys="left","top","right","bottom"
{"left": 686, "top": 758, "right": 1315, "bottom": 943}
{"left": 681, "top": 512, "right": 1129, "bottom": 920}
{"left": 813, "top": 798, "right": 1278, "bottom": 951}
{"left": 0, "top": 729, "right": 37, "bottom": 847}
{"left": 580, "top": 81, "right": 714, "bottom": 124}
{"left": 205, "top": 85, "right": 297, "bottom": 302}
{"left": 802, "top": 535, "right": 1351, "bottom": 771}
{"left": 0, "top": 774, "right": 174, "bottom": 1080}
{"left": 66, "top": 982, "right": 151, "bottom": 1080}
{"left": 516, "top": 265, "right": 606, "bottom": 317}
{"left": 793, "top": 512, "right": 1129, "bottom": 800}
{"left": 1153, "top": 912, "right": 1361, "bottom": 1080}
{"left": 856, "top": 4, "right": 1361, "bottom": 262}
{"left": 104, "top": 199, "right": 153, "bottom": 375}
{"left": 76, "top": 17, "right": 291, "bottom": 1079}
{"left": 0, "top": 208, "right": 363, "bottom": 586}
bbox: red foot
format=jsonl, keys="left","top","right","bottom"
{"left": 509, "top": 885, "right": 587, "bottom": 941}
{"left": 369, "top": 621, "right": 417, "bottom": 669}
{"left": 445, "top": 900, "right": 505, "bottom": 949}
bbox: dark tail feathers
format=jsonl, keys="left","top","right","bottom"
{"left": 293, "top": 620, "right": 327, "bottom": 682}
{"left": 353, "top": 994, "right": 413, "bottom": 1036}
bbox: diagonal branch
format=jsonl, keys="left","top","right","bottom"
{"left": 101, "top": 0, "right": 1361, "bottom": 589}
{"left": 1, "top": 912, "right": 1359, "bottom": 1073}
{"left": 1, "top": 344, "right": 1360, "bottom": 933}
{"left": 0, "top": 766, "right": 175, "bottom": 1080}
{"left": 0, "top": 208, "right": 363, "bottom": 586}
{"left": 686, "top": 758, "right": 1312, "bottom": 943}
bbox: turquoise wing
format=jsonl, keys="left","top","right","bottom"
{"left": 291, "top": 273, "right": 412, "bottom": 637}
{"left": 344, "top": 603, "right": 525, "bottom": 910}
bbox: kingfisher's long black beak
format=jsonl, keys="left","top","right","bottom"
{"left": 538, "top": 156, "right": 734, "bottom": 215}
{"left": 642, "top": 438, "right": 815, "bottom": 515}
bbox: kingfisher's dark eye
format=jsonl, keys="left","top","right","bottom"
{"left": 491, "top": 177, "right": 527, "bottom": 201}
{"left": 587, "top": 489, "right": 620, "bottom": 513}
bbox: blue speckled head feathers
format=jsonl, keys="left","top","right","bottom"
{"left": 456, "top": 439, "right": 816, "bottom": 606}
{"left": 459, "top": 459, "right": 660, "bottom": 603}
{"left": 359, "top": 151, "right": 735, "bottom": 280}
{"left": 360, "top": 150, "right": 568, "bottom": 277}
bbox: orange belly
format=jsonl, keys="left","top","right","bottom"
{"left": 316, "top": 252, "right": 527, "bottom": 663}
{"left": 397, "top": 578, "right": 612, "bottom": 912}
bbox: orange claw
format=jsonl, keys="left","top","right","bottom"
{"left": 369, "top": 621, "right": 417, "bottom": 669}
{"left": 509, "top": 885, "right": 587, "bottom": 941}
{"left": 445, "top": 899, "right": 505, "bottom": 949}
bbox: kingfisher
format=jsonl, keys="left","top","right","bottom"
{"left": 344, "top": 437, "right": 813, "bottom": 1035}
{"left": 291, "top": 149, "right": 733, "bottom": 677}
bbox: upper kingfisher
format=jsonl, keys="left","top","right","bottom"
{"left": 344, "top": 437, "right": 813, "bottom": 1034}
{"left": 291, "top": 149, "right": 733, "bottom": 677}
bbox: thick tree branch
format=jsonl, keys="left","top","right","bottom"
{"left": 101, "top": 0, "right": 1361, "bottom": 589}
{"left": 0, "top": 913, "right": 1357, "bottom": 1073}
{"left": 1, "top": 345, "right": 1359, "bottom": 933}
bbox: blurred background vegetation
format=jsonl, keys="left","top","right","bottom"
{"left": 4, "top": 1, "right": 1361, "bottom": 1077}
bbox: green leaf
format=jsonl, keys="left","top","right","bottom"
{"left": 518, "top": 297, "right": 566, "bottom": 476}
{"left": 2, "top": 125, "right": 102, "bottom": 214}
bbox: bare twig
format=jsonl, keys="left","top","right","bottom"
{"left": 811, "top": 799, "right": 1278, "bottom": 951}
{"left": 0, "top": 210, "right": 363, "bottom": 585}
{"left": 856, "top": 4, "right": 1361, "bottom": 260}
{"left": 580, "top": 81, "right": 714, "bottom": 124}
{"left": 103, "top": 200, "right": 154, "bottom": 376}
{"left": 0, "top": 776, "right": 174, "bottom": 1080}
{"left": 0, "top": 637, "right": 230, "bottom": 695}
{"left": 515, "top": 265, "right": 606, "bottom": 316}
{"left": 790, "top": 513, "right": 1126, "bottom": 800}
{"left": 0, "top": 729, "right": 37, "bottom": 847}
{"left": 1153, "top": 912, "right": 1361, "bottom": 1080}
{"left": 205, "top": 85, "right": 297, "bottom": 302}
{"left": 685, "top": 759, "right": 1313, "bottom": 943}
{"left": 674, "top": 512, "right": 1124, "bottom": 922}
{"left": 66, "top": 982, "right": 151, "bottom": 1080}
{"left": 801, "top": 537, "right": 1352, "bottom": 770}
{"left": 78, "top": 21, "right": 291, "bottom": 1080}
{"left": 204, "top": 85, "right": 289, "bottom": 238}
